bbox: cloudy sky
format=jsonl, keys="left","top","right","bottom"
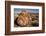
{"left": 14, "top": 8, "right": 39, "bottom": 13}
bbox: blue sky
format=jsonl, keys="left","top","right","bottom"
{"left": 14, "top": 8, "right": 39, "bottom": 13}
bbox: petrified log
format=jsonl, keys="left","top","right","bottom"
{"left": 15, "top": 12, "right": 32, "bottom": 26}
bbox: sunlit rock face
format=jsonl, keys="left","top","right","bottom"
{"left": 15, "top": 11, "right": 32, "bottom": 26}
